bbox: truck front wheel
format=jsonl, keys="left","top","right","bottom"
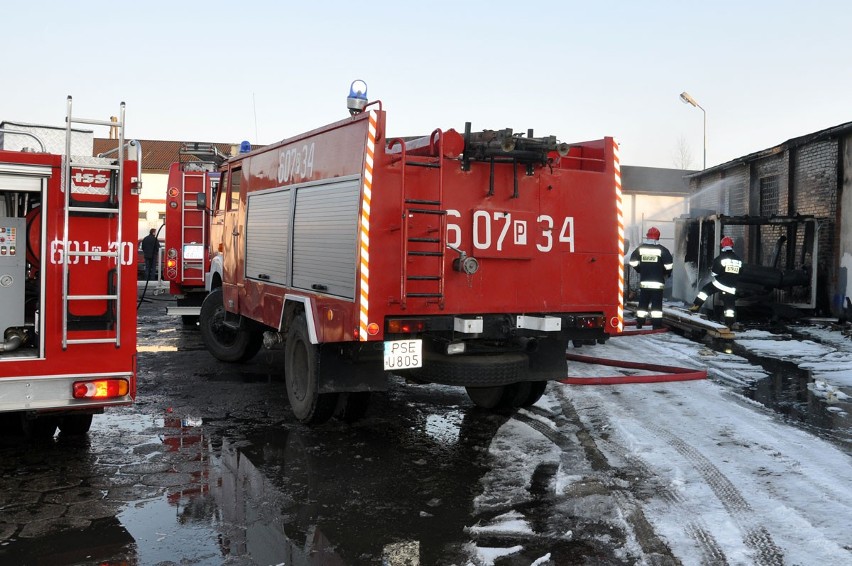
{"left": 199, "top": 288, "right": 262, "bottom": 363}
{"left": 285, "top": 314, "right": 338, "bottom": 424}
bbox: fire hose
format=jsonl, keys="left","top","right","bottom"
{"left": 560, "top": 324, "right": 707, "bottom": 385}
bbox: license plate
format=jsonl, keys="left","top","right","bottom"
{"left": 383, "top": 339, "right": 422, "bottom": 370}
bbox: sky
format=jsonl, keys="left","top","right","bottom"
{"left": 2, "top": 1, "right": 851, "bottom": 170}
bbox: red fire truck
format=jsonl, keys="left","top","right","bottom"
{"left": 0, "top": 97, "right": 140, "bottom": 437}
{"left": 198, "top": 83, "right": 624, "bottom": 424}
{"left": 163, "top": 143, "right": 225, "bottom": 324}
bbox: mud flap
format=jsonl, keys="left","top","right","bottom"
{"left": 526, "top": 337, "right": 571, "bottom": 380}
{"left": 316, "top": 343, "right": 389, "bottom": 393}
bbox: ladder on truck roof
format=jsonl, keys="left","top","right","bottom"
{"left": 392, "top": 129, "right": 448, "bottom": 309}
{"left": 176, "top": 143, "right": 223, "bottom": 285}
{"left": 61, "top": 96, "right": 126, "bottom": 349}
{"left": 179, "top": 170, "right": 207, "bottom": 284}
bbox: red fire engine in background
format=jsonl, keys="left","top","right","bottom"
{"left": 198, "top": 82, "right": 624, "bottom": 424}
{"left": 163, "top": 143, "right": 226, "bottom": 324}
{"left": 0, "top": 97, "right": 140, "bottom": 437}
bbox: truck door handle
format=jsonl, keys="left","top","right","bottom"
{"left": 257, "top": 273, "right": 270, "bottom": 280}
{"left": 311, "top": 284, "right": 328, "bottom": 291}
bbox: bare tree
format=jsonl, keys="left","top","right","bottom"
{"left": 672, "top": 135, "right": 694, "bottom": 170}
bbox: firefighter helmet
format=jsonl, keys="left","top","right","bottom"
{"left": 721, "top": 236, "right": 734, "bottom": 250}
{"left": 646, "top": 226, "right": 661, "bottom": 241}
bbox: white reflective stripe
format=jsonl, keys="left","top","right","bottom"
{"left": 713, "top": 280, "right": 737, "bottom": 294}
{"left": 636, "top": 310, "right": 648, "bottom": 317}
{"left": 639, "top": 246, "right": 661, "bottom": 256}
{"left": 720, "top": 258, "right": 742, "bottom": 269}
{"left": 664, "top": 263, "right": 673, "bottom": 270}
{"left": 697, "top": 291, "right": 708, "bottom": 301}
{"left": 629, "top": 259, "right": 639, "bottom": 267}
{"left": 724, "top": 309, "right": 735, "bottom": 316}
{"left": 640, "top": 281, "right": 665, "bottom": 289}
{"left": 650, "top": 311, "right": 663, "bottom": 318}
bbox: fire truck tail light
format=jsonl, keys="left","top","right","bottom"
{"left": 73, "top": 378, "right": 129, "bottom": 399}
{"left": 577, "top": 315, "right": 605, "bottom": 329}
{"left": 387, "top": 318, "right": 426, "bottom": 334}
{"left": 166, "top": 258, "right": 177, "bottom": 269}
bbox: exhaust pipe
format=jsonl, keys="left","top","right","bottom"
{"left": 0, "top": 330, "right": 24, "bottom": 353}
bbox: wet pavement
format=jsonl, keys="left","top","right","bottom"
{"left": 1, "top": 294, "right": 850, "bottom": 565}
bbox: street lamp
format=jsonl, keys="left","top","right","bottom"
{"left": 679, "top": 91, "right": 706, "bottom": 169}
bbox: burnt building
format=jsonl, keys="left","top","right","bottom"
{"left": 674, "top": 121, "right": 852, "bottom": 317}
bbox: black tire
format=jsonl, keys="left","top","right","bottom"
{"left": 21, "top": 415, "right": 58, "bottom": 439}
{"left": 58, "top": 413, "right": 93, "bottom": 435}
{"left": 414, "top": 352, "right": 527, "bottom": 387}
{"left": 284, "top": 314, "right": 338, "bottom": 424}
{"left": 518, "top": 381, "right": 547, "bottom": 407}
{"left": 335, "top": 392, "right": 371, "bottom": 423}
{"left": 199, "top": 288, "right": 262, "bottom": 363}
{"left": 465, "top": 385, "right": 517, "bottom": 409}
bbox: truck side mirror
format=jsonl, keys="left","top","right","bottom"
{"left": 196, "top": 193, "right": 207, "bottom": 210}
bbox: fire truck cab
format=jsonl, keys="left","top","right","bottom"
{"left": 0, "top": 98, "right": 140, "bottom": 438}
{"left": 199, "top": 85, "right": 623, "bottom": 425}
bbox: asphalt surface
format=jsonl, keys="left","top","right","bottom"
{"left": 0, "top": 292, "right": 849, "bottom": 565}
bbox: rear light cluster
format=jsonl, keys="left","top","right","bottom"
{"left": 386, "top": 318, "right": 426, "bottom": 334}
{"left": 72, "top": 378, "right": 129, "bottom": 399}
{"left": 577, "top": 315, "right": 605, "bottom": 329}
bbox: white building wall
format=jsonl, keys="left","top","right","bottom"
{"left": 137, "top": 171, "right": 167, "bottom": 241}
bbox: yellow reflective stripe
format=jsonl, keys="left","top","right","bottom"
{"left": 713, "top": 280, "right": 736, "bottom": 294}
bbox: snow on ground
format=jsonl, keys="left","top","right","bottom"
{"left": 466, "top": 328, "right": 852, "bottom": 565}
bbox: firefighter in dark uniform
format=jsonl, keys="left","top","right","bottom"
{"left": 688, "top": 236, "right": 742, "bottom": 327}
{"left": 628, "top": 226, "right": 673, "bottom": 329}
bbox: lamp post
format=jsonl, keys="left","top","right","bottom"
{"left": 679, "top": 91, "right": 706, "bottom": 169}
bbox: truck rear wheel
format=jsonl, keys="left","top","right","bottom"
{"left": 58, "top": 414, "right": 93, "bottom": 435}
{"left": 466, "top": 380, "right": 548, "bottom": 410}
{"left": 335, "top": 392, "right": 371, "bottom": 423}
{"left": 21, "top": 415, "right": 58, "bottom": 439}
{"left": 415, "top": 352, "right": 527, "bottom": 386}
{"left": 514, "top": 381, "right": 547, "bottom": 407}
{"left": 465, "top": 385, "right": 517, "bottom": 409}
{"left": 285, "top": 314, "right": 338, "bottom": 424}
{"left": 199, "top": 288, "right": 262, "bottom": 363}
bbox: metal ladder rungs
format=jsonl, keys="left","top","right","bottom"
{"left": 62, "top": 97, "right": 126, "bottom": 350}
{"left": 69, "top": 117, "right": 118, "bottom": 128}
{"left": 409, "top": 251, "right": 444, "bottom": 257}
{"left": 69, "top": 206, "right": 120, "bottom": 214}
{"left": 70, "top": 161, "right": 120, "bottom": 171}
{"left": 68, "top": 294, "right": 119, "bottom": 301}
{"left": 66, "top": 250, "right": 120, "bottom": 259}
{"left": 407, "top": 275, "right": 441, "bottom": 281}
{"left": 66, "top": 338, "right": 119, "bottom": 345}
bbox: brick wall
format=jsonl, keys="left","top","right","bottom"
{"left": 687, "top": 136, "right": 841, "bottom": 314}
{"left": 793, "top": 139, "right": 838, "bottom": 310}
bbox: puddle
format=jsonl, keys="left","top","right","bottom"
{"left": 723, "top": 341, "right": 852, "bottom": 453}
